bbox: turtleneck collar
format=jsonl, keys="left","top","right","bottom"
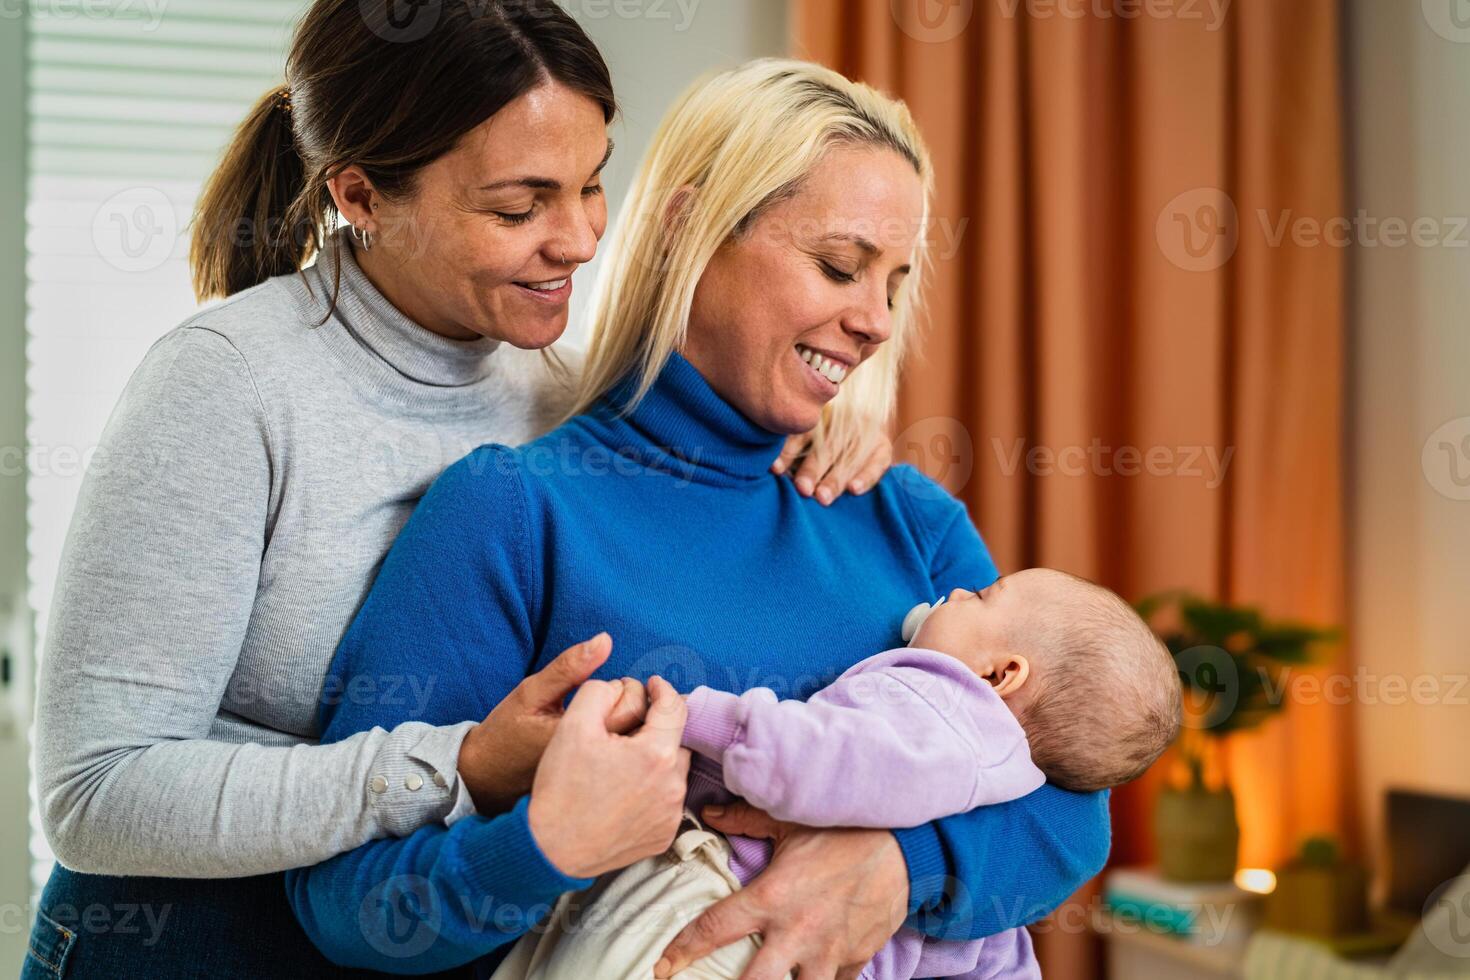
{"left": 284, "top": 226, "right": 501, "bottom": 388}
{"left": 586, "top": 351, "right": 788, "bottom": 483}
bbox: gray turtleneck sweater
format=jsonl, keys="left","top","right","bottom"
{"left": 34, "top": 229, "right": 580, "bottom": 877}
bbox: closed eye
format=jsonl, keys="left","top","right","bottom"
{"left": 820, "top": 261, "right": 856, "bottom": 283}
{"left": 491, "top": 204, "right": 537, "bottom": 225}
{"left": 496, "top": 186, "right": 601, "bottom": 226}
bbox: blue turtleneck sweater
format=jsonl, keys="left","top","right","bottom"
{"left": 287, "top": 353, "right": 1110, "bottom": 974}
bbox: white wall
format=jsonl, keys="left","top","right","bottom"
{"left": 1346, "top": 0, "right": 1470, "bottom": 872}
{"left": 0, "top": 3, "right": 32, "bottom": 971}
{"left": 562, "top": 0, "right": 790, "bottom": 345}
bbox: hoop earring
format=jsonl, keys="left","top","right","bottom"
{"left": 352, "top": 224, "right": 373, "bottom": 250}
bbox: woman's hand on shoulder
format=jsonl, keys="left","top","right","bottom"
{"left": 774, "top": 421, "right": 894, "bottom": 506}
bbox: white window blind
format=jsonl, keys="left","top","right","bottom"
{"left": 25, "top": 0, "right": 301, "bottom": 894}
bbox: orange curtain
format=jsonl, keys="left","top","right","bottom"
{"left": 792, "top": 0, "right": 1352, "bottom": 975}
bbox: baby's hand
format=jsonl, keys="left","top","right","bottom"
{"left": 606, "top": 677, "right": 651, "bottom": 733}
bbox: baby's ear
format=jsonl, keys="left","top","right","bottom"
{"left": 991, "top": 655, "right": 1031, "bottom": 698}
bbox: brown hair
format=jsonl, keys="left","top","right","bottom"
{"left": 189, "top": 0, "right": 616, "bottom": 305}
{"left": 1017, "top": 573, "right": 1183, "bottom": 794}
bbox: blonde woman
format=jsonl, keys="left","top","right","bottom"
{"left": 289, "top": 59, "right": 1108, "bottom": 979}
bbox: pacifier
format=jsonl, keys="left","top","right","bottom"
{"left": 900, "top": 596, "right": 946, "bottom": 644}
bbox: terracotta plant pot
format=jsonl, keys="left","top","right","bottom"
{"left": 1155, "top": 786, "right": 1240, "bottom": 882}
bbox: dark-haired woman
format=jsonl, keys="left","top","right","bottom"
{"left": 24, "top": 3, "right": 888, "bottom": 976}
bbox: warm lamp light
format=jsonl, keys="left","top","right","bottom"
{"left": 1235, "top": 868, "right": 1277, "bottom": 894}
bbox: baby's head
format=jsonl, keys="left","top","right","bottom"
{"left": 909, "top": 568, "right": 1181, "bottom": 793}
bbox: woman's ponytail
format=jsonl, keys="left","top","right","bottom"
{"left": 189, "top": 85, "right": 320, "bottom": 302}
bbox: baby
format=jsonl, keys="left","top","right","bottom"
{"left": 492, "top": 568, "right": 1183, "bottom": 980}
{"left": 896, "top": 567, "right": 1184, "bottom": 796}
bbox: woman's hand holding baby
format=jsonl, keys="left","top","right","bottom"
{"left": 457, "top": 633, "right": 649, "bottom": 814}
{"left": 655, "top": 802, "right": 909, "bottom": 980}
{"left": 527, "top": 674, "right": 691, "bottom": 879}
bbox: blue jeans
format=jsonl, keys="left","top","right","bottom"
{"left": 23, "top": 864, "right": 467, "bottom": 979}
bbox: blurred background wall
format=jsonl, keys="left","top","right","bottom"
{"left": 1, "top": 6, "right": 31, "bottom": 971}
{"left": 1346, "top": 0, "right": 1470, "bottom": 873}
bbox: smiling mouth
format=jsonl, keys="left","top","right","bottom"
{"left": 513, "top": 277, "right": 572, "bottom": 303}
{"left": 796, "top": 343, "right": 851, "bottom": 385}
{"left": 516, "top": 277, "right": 568, "bottom": 292}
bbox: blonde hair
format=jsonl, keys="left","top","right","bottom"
{"left": 568, "top": 58, "right": 935, "bottom": 459}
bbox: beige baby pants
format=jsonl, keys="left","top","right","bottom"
{"left": 491, "top": 809, "right": 788, "bottom": 980}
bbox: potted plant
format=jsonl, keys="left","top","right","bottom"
{"left": 1265, "top": 835, "right": 1369, "bottom": 936}
{"left": 1135, "top": 592, "right": 1337, "bottom": 882}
